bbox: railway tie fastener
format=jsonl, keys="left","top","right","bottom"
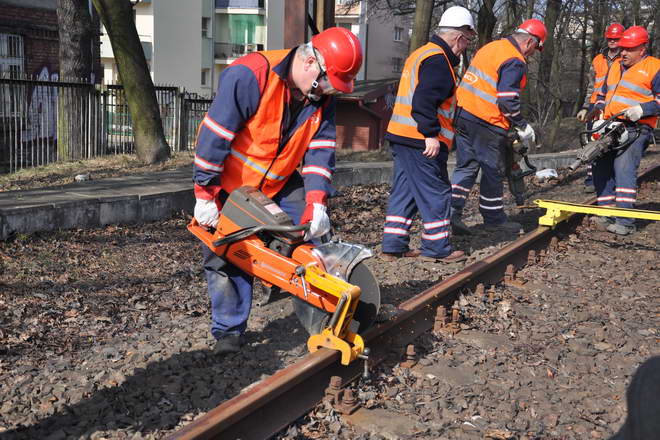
{"left": 166, "top": 163, "right": 659, "bottom": 440}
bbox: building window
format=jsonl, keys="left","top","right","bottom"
{"left": 394, "top": 26, "right": 403, "bottom": 42}
{"left": 392, "top": 57, "right": 403, "bottom": 73}
{"left": 0, "top": 33, "right": 24, "bottom": 77}
{"left": 202, "top": 17, "right": 211, "bottom": 38}
{"left": 201, "top": 69, "right": 209, "bottom": 86}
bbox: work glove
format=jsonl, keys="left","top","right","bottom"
{"left": 622, "top": 105, "right": 643, "bottom": 122}
{"left": 576, "top": 108, "right": 588, "bottom": 122}
{"left": 194, "top": 184, "right": 222, "bottom": 228}
{"left": 299, "top": 190, "right": 330, "bottom": 241}
{"left": 515, "top": 123, "right": 536, "bottom": 150}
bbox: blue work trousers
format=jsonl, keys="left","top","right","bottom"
{"left": 592, "top": 128, "right": 651, "bottom": 227}
{"left": 201, "top": 174, "right": 306, "bottom": 340}
{"left": 382, "top": 142, "right": 452, "bottom": 258}
{"left": 450, "top": 116, "right": 508, "bottom": 224}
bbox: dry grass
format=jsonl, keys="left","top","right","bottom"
{"left": 0, "top": 152, "right": 195, "bottom": 192}
{"left": 0, "top": 148, "right": 392, "bottom": 193}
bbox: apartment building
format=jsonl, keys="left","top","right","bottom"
{"left": 335, "top": 0, "right": 410, "bottom": 80}
{"left": 99, "top": 0, "right": 407, "bottom": 95}
{"left": 100, "top": 0, "right": 285, "bottom": 97}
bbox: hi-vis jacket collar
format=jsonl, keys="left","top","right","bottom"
{"left": 272, "top": 47, "right": 297, "bottom": 81}
{"left": 430, "top": 34, "right": 460, "bottom": 67}
{"left": 506, "top": 35, "right": 526, "bottom": 58}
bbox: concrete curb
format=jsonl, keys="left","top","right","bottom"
{"left": 0, "top": 151, "right": 578, "bottom": 240}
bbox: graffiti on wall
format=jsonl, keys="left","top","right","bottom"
{"left": 24, "top": 66, "right": 58, "bottom": 141}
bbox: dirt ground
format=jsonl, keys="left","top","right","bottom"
{"left": 0, "top": 145, "right": 658, "bottom": 439}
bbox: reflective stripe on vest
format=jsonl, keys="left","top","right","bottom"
{"left": 456, "top": 38, "right": 527, "bottom": 130}
{"left": 590, "top": 54, "right": 618, "bottom": 104}
{"left": 219, "top": 50, "right": 325, "bottom": 197}
{"left": 604, "top": 56, "right": 660, "bottom": 128}
{"left": 386, "top": 42, "right": 457, "bottom": 147}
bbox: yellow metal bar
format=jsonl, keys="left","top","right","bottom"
{"left": 535, "top": 199, "right": 660, "bottom": 227}
{"left": 303, "top": 264, "right": 364, "bottom": 365}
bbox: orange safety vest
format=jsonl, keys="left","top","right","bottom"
{"left": 387, "top": 42, "right": 456, "bottom": 148}
{"left": 456, "top": 38, "right": 527, "bottom": 130}
{"left": 604, "top": 56, "right": 660, "bottom": 128}
{"left": 218, "top": 50, "right": 324, "bottom": 197}
{"left": 589, "top": 53, "right": 618, "bottom": 104}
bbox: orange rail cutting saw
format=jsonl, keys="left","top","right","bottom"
{"left": 188, "top": 186, "right": 380, "bottom": 365}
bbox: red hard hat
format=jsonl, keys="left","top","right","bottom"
{"left": 517, "top": 19, "right": 548, "bottom": 50}
{"left": 311, "top": 27, "right": 363, "bottom": 94}
{"left": 604, "top": 23, "right": 624, "bottom": 39}
{"left": 618, "top": 26, "right": 649, "bottom": 48}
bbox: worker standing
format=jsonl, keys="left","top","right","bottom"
{"left": 590, "top": 26, "right": 660, "bottom": 235}
{"left": 450, "top": 19, "right": 547, "bottom": 235}
{"left": 381, "top": 6, "right": 475, "bottom": 263}
{"left": 576, "top": 23, "right": 624, "bottom": 193}
{"left": 193, "top": 28, "right": 363, "bottom": 353}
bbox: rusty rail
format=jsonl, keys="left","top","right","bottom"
{"left": 168, "top": 163, "right": 659, "bottom": 440}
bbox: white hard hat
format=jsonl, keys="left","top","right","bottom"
{"left": 438, "top": 6, "right": 476, "bottom": 32}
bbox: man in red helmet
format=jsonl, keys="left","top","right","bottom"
{"left": 590, "top": 25, "right": 660, "bottom": 235}
{"left": 576, "top": 23, "right": 624, "bottom": 193}
{"left": 450, "top": 19, "right": 546, "bottom": 235}
{"left": 193, "top": 27, "right": 363, "bottom": 354}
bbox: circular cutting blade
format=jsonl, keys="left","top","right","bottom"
{"left": 293, "top": 261, "right": 380, "bottom": 335}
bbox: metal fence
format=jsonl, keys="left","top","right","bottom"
{"left": 0, "top": 76, "right": 212, "bottom": 174}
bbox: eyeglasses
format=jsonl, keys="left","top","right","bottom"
{"left": 312, "top": 49, "right": 339, "bottom": 95}
{"left": 459, "top": 31, "right": 476, "bottom": 43}
{"left": 532, "top": 35, "right": 543, "bottom": 50}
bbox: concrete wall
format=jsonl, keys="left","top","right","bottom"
{"left": 365, "top": 14, "right": 410, "bottom": 80}
{"left": 334, "top": 4, "right": 411, "bottom": 81}
{"left": 266, "top": 0, "right": 284, "bottom": 50}
{"left": 153, "top": 0, "right": 202, "bottom": 91}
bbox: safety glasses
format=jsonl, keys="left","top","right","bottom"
{"left": 460, "top": 30, "right": 476, "bottom": 43}
{"left": 532, "top": 35, "right": 543, "bottom": 51}
{"left": 312, "top": 48, "right": 339, "bottom": 95}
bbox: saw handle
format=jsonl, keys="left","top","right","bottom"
{"left": 211, "top": 223, "right": 309, "bottom": 247}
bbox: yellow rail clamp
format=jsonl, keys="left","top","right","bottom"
{"left": 534, "top": 199, "right": 660, "bottom": 228}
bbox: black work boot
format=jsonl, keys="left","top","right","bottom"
{"left": 213, "top": 334, "right": 243, "bottom": 355}
{"left": 451, "top": 212, "right": 471, "bottom": 235}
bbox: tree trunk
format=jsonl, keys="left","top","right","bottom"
{"left": 538, "top": 0, "right": 560, "bottom": 85}
{"left": 57, "top": 0, "right": 93, "bottom": 161}
{"left": 650, "top": 0, "right": 660, "bottom": 56}
{"left": 92, "top": 0, "right": 169, "bottom": 164}
{"left": 409, "top": 0, "right": 433, "bottom": 54}
{"left": 476, "top": 0, "right": 497, "bottom": 47}
{"left": 576, "top": 13, "right": 589, "bottom": 114}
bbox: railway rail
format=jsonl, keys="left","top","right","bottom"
{"left": 169, "top": 163, "right": 660, "bottom": 440}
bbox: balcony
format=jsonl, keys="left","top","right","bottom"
{"left": 215, "top": 0, "right": 264, "bottom": 8}
{"left": 214, "top": 42, "right": 264, "bottom": 61}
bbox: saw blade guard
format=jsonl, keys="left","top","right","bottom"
{"left": 311, "top": 242, "right": 373, "bottom": 281}
{"left": 293, "top": 242, "right": 380, "bottom": 335}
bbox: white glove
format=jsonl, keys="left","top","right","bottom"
{"left": 515, "top": 123, "right": 536, "bottom": 149}
{"left": 576, "top": 109, "right": 588, "bottom": 122}
{"left": 303, "top": 203, "right": 331, "bottom": 241}
{"left": 623, "top": 105, "right": 643, "bottom": 122}
{"left": 194, "top": 198, "right": 219, "bottom": 228}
